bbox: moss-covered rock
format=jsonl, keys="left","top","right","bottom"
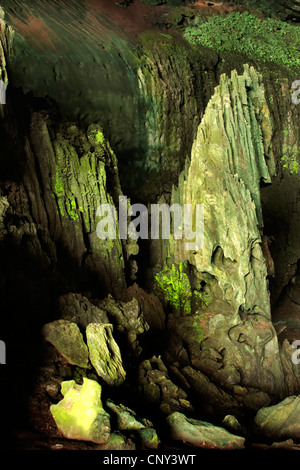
{"left": 166, "top": 412, "right": 245, "bottom": 449}
{"left": 42, "top": 320, "right": 89, "bottom": 368}
{"left": 136, "top": 427, "right": 160, "bottom": 450}
{"left": 58, "top": 292, "right": 109, "bottom": 330}
{"left": 86, "top": 323, "right": 126, "bottom": 386}
{"left": 97, "top": 295, "right": 149, "bottom": 356}
{"left": 254, "top": 395, "right": 300, "bottom": 441}
{"left": 108, "top": 432, "right": 136, "bottom": 450}
{"left": 50, "top": 378, "right": 110, "bottom": 444}
{"left": 169, "top": 65, "right": 274, "bottom": 314}
{"left": 106, "top": 400, "right": 152, "bottom": 431}
{"left": 106, "top": 400, "right": 160, "bottom": 449}
{"left": 154, "top": 262, "right": 192, "bottom": 315}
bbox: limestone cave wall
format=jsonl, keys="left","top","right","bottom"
{"left": 0, "top": 0, "right": 300, "bottom": 452}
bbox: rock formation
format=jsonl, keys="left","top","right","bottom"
{"left": 0, "top": 0, "right": 300, "bottom": 451}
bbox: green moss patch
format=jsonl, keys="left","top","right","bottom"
{"left": 184, "top": 12, "right": 300, "bottom": 71}
{"left": 154, "top": 262, "right": 192, "bottom": 315}
{"left": 50, "top": 378, "right": 110, "bottom": 444}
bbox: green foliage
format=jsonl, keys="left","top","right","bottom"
{"left": 184, "top": 12, "right": 300, "bottom": 71}
{"left": 193, "top": 290, "right": 212, "bottom": 307}
{"left": 281, "top": 145, "right": 299, "bottom": 175}
{"left": 88, "top": 129, "right": 105, "bottom": 146}
{"left": 154, "top": 262, "right": 192, "bottom": 315}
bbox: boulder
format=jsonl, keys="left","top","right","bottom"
{"left": 58, "top": 292, "right": 109, "bottom": 329}
{"left": 106, "top": 400, "right": 159, "bottom": 449}
{"left": 221, "top": 415, "right": 245, "bottom": 436}
{"left": 166, "top": 412, "right": 245, "bottom": 449}
{"left": 136, "top": 427, "right": 160, "bottom": 450}
{"left": 254, "top": 395, "right": 300, "bottom": 441}
{"left": 86, "top": 323, "right": 126, "bottom": 386}
{"left": 108, "top": 433, "right": 136, "bottom": 450}
{"left": 42, "top": 319, "right": 89, "bottom": 368}
{"left": 50, "top": 378, "right": 110, "bottom": 444}
{"left": 120, "top": 283, "right": 165, "bottom": 330}
{"left": 97, "top": 295, "right": 149, "bottom": 356}
{"left": 106, "top": 400, "right": 152, "bottom": 431}
{"left": 138, "top": 356, "right": 194, "bottom": 415}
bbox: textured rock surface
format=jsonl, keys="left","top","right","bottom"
{"left": 158, "top": 64, "right": 275, "bottom": 317}
{"left": 150, "top": 65, "right": 287, "bottom": 412}
{"left": 1, "top": 0, "right": 300, "bottom": 451}
{"left": 108, "top": 433, "right": 136, "bottom": 451}
{"left": 138, "top": 355, "right": 194, "bottom": 415}
{"left": 86, "top": 323, "right": 126, "bottom": 386}
{"left": 24, "top": 116, "right": 127, "bottom": 297}
{"left": 106, "top": 400, "right": 160, "bottom": 449}
{"left": 167, "top": 412, "right": 245, "bottom": 449}
{"left": 120, "top": 283, "right": 166, "bottom": 330}
{"left": 58, "top": 292, "right": 109, "bottom": 330}
{"left": 97, "top": 295, "right": 149, "bottom": 356}
{"left": 254, "top": 395, "right": 300, "bottom": 441}
{"left": 42, "top": 320, "right": 89, "bottom": 368}
{"left": 50, "top": 378, "right": 110, "bottom": 444}
{"left": 106, "top": 400, "right": 150, "bottom": 431}
{"left": 0, "top": 7, "right": 13, "bottom": 116}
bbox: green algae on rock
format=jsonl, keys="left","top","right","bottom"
{"left": 26, "top": 113, "right": 128, "bottom": 298}
{"left": 154, "top": 262, "right": 192, "bottom": 315}
{"left": 86, "top": 323, "right": 126, "bottom": 386}
{"left": 106, "top": 400, "right": 159, "bottom": 449}
{"left": 42, "top": 319, "right": 89, "bottom": 368}
{"left": 166, "top": 411, "right": 245, "bottom": 449}
{"left": 148, "top": 64, "right": 288, "bottom": 412}
{"left": 254, "top": 395, "right": 300, "bottom": 441}
{"left": 157, "top": 64, "right": 275, "bottom": 318}
{"left": 108, "top": 433, "right": 136, "bottom": 451}
{"left": 50, "top": 378, "right": 110, "bottom": 444}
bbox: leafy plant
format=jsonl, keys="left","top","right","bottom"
{"left": 184, "top": 12, "right": 300, "bottom": 71}
{"left": 193, "top": 289, "right": 212, "bottom": 307}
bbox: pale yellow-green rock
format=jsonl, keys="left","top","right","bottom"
{"left": 50, "top": 378, "right": 110, "bottom": 444}
{"left": 152, "top": 65, "right": 286, "bottom": 405}
{"left": 86, "top": 323, "right": 126, "bottom": 386}
{"left": 167, "top": 65, "right": 275, "bottom": 318}
{"left": 42, "top": 319, "right": 89, "bottom": 368}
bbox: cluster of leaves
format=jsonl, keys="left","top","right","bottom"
{"left": 281, "top": 146, "right": 299, "bottom": 175}
{"left": 193, "top": 289, "right": 212, "bottom": 307}
{"left": 281, "top": 155, "right": 299, "bottom": 175}
{"left": 184, "top": 12, "right": 300, "bottom": 71}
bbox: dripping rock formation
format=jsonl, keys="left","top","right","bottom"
{"left": 0, "top": 0, "right": 299, "bottom": 452}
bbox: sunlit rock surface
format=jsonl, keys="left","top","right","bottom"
{"left": 50, "top": 378, "right": 110, "bottom": 444}
{"left": 86, "top": 323, "right": 126, "bottom": 386}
